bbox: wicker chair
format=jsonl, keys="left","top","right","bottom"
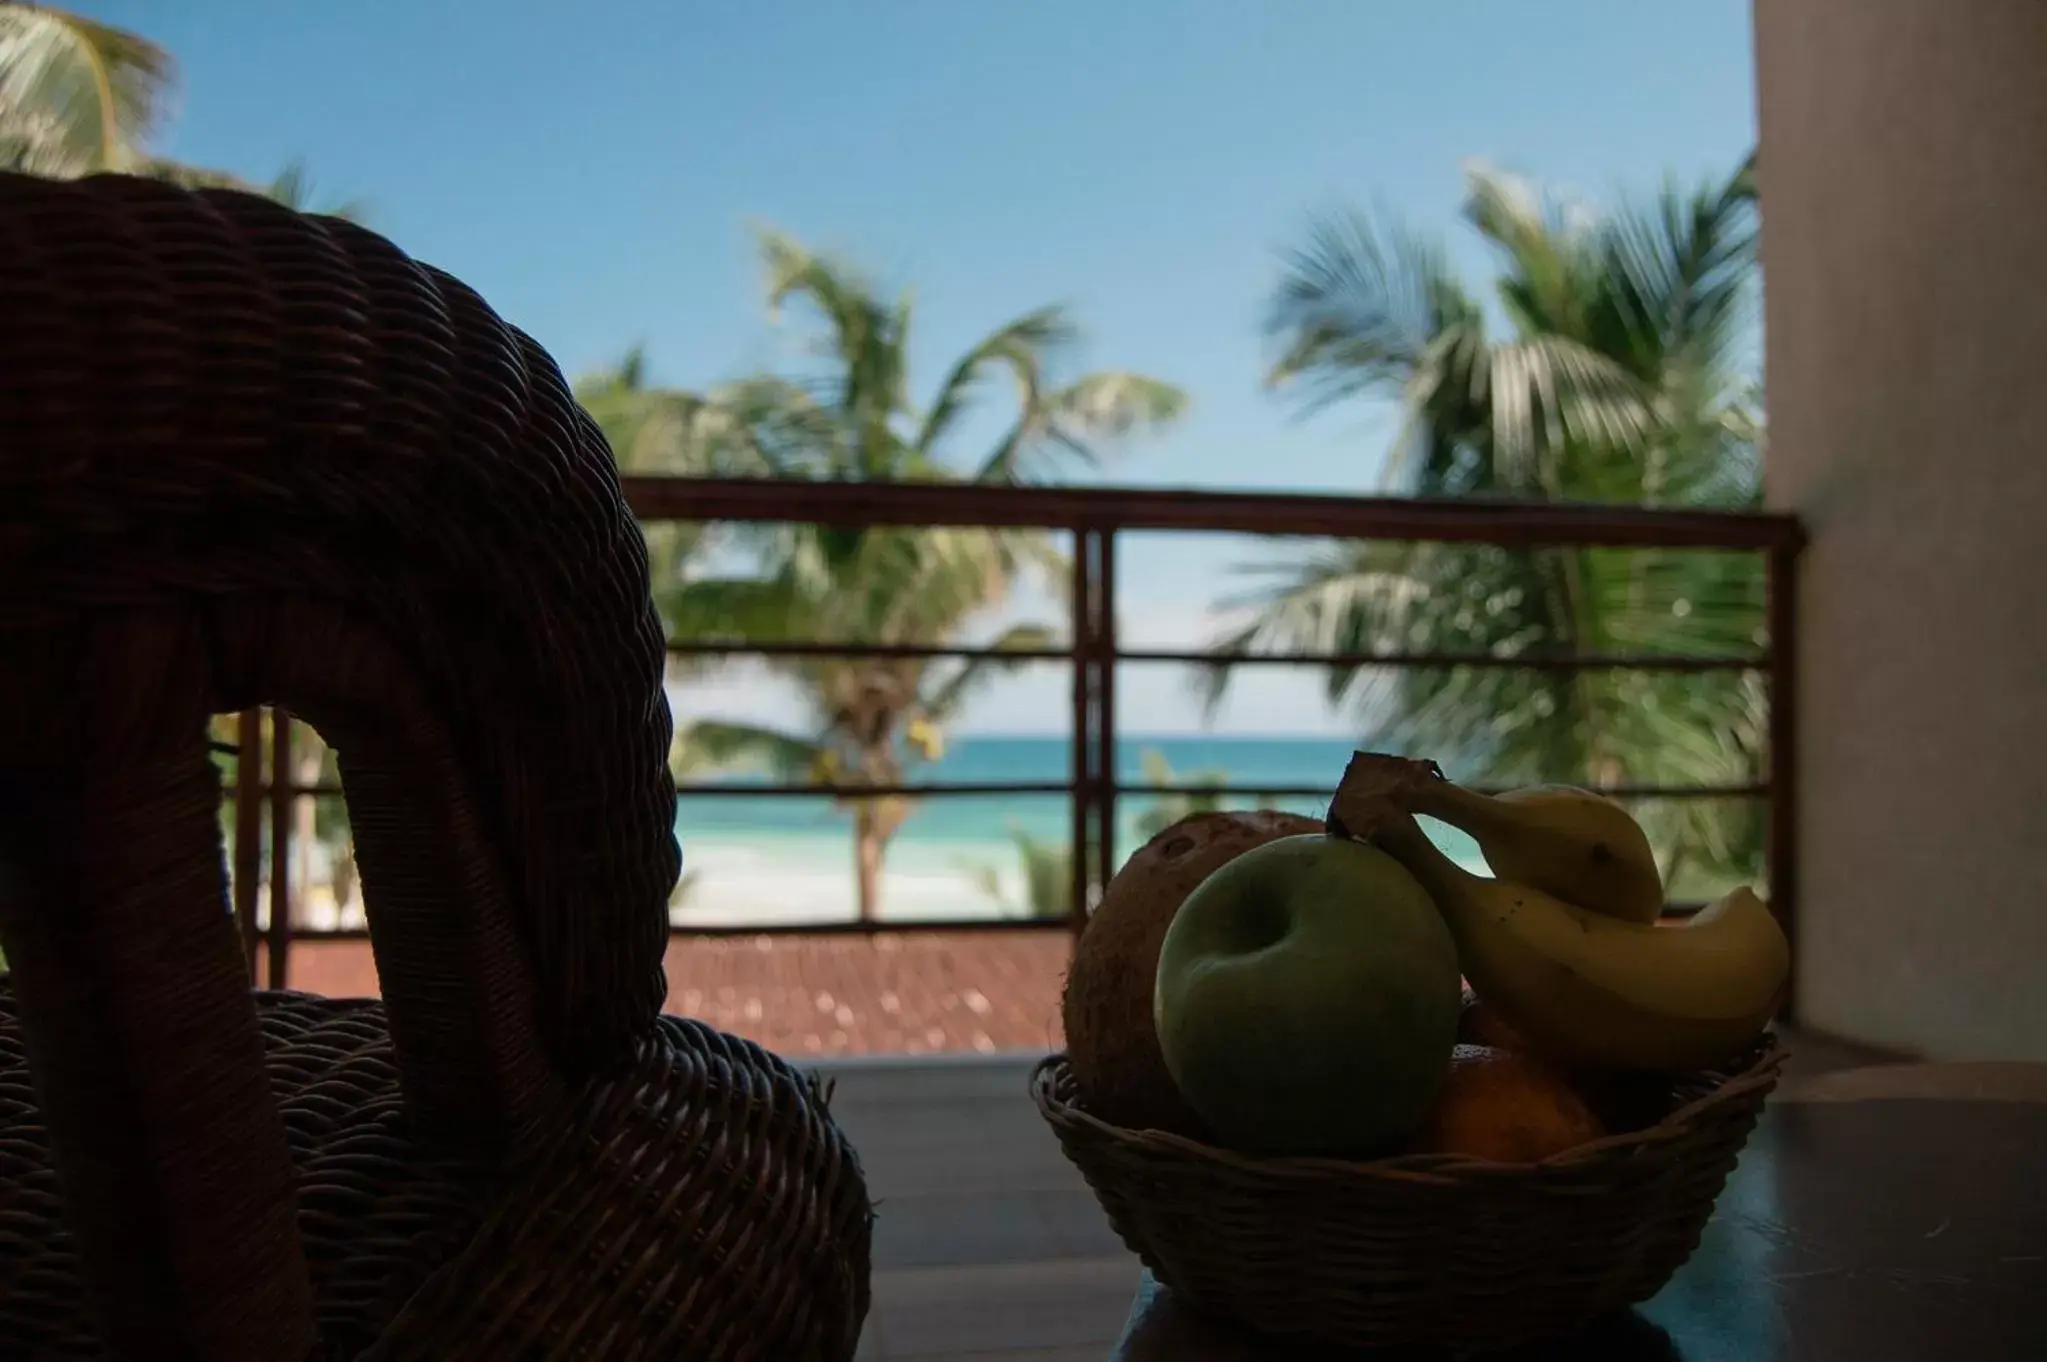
{"left": 0, "top": 172, "right": 873, "bottom": 1361}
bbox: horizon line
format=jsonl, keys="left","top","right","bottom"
{"left": 944, "top": 729, "right": 1360, "bottom": 742}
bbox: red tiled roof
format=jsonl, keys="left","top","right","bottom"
{"left": 281, "top": 929, "right": 1074, "bottom": 1057}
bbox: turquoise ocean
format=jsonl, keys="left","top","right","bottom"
{"left": 669, "top": 735, "right": 1485, "bottom": 926}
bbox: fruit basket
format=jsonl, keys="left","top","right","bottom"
{"left": 1031, "top": 1034, "right": 1783, "bottom": 1355}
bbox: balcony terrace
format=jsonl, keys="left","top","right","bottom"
{"left": 222, "top": 475, "right": 1805, "bottom": 1054}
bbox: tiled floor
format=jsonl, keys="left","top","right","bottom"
{"left": 821, "top": 1055, "right": 1142, "bottom": 1360}
{"left": 283, "top": 929, "right": 1075, "bottom": 1056}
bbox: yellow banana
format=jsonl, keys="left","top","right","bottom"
{"left": 1410, "top": 780, "right": 1664, "bottom": 923}
{"left": 1372, "top": 813, "right": 1788, "bottom": 1072}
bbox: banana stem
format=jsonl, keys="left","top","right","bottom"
{"left": 1407, "top": 778, "right": 1497, "bottom": 832}
{"left": 1326, "top": 751, "right": 1442, "bottom": 842}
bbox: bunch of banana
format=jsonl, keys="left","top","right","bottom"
{"left": 1404, "top": 781, "right": 1665, "bottom": 924}
{"left": 1330, "top": 754, "right": 1789, "bottom": 1073}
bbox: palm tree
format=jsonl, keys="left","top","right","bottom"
{"left": 667, "top": 228, "right": 1184, "bottom": 920}
{"left": 1208, "top": 157, "right": 1765, "bottom": 898}
{"left": 1, "top": 4, "right": 365, "bottom": 217}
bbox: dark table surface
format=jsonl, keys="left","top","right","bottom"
{"left": 1112, "top": 1097, "right": 2047, "bottom": 1360}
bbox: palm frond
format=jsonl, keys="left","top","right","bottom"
{"left": 917, "top": 622, "right": 1060, "bottom": 723}
{"left": 671, "top": 720, "right": 823, "bottom": 781}
{"left": 1265, "top": 204, "right": 1482, "bottom": 414}
{"left": 659, "top": 575, "right": 817, "bottom": 644}
{"left": 710, "top": 375, "right": 848, "bottom": 477}
{"left": 1461, "top": 160, "right": 1605, "bottom": 338}
{"left": 260, "top": 157, "right": 370, "bottom": 221}
{"left": 1596, "top": 159, "right": 1758, "bottom": 384}
{"left": 754, "top": 226, "right": 910, "bottom": 459}
{"left": 1044, "top": 370, "right": 1187, "bottom": 454}
{"left": 1198, "top": 539, "right": 1430, "bottom": 717}
{"left": 916, "top": 306, "right": 1076, "bottom": 456}
{"left": 577, "top": 363, "right": 800, "bottom": 478}
{"left": 858, "top": 526, "right": 1012, "bottom": 645}
{"left": 976, "top": 368, "right": 1189, "bottom": 484}
{"left": 0, "top": 5, "right": 173, "bottom": 174}
{"left": 1484, "top": 335, "right": 1657, "bottom": 490}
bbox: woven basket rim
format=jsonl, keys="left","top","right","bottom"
{"left": 1031, "top": 1033, "right": 1784, "bottom": 1185}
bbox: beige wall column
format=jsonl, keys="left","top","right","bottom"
{"left": 1755, "top": 0, "right": 2047, "bottom": 1059}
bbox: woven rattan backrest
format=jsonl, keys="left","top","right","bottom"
{"left": 0, "top": 171, "right": 680, "bottom": 1359}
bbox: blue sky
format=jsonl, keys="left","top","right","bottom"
{"left": 100, "top": 0, "right": 1758, "bottom": 735}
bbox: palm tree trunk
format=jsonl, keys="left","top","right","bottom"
{"left": 854, "top": 806, "right": 883, "bottom": 922}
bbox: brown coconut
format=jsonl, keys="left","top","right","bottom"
{"left": 1061, "top": 808, "right": 1324, "bottom": 1136}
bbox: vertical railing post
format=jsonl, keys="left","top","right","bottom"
{"left": 233, "top": 709, "right": 263, "bottom": 979}
{"left": 266, "top": 709, "right": 293, "bottom": 989}
{"left": 1095, "top": 528, "right": 1118, "bottom": 902}
{"left": 1068, "top": 528, "right": 1097, "bottom": 937}
{"left": 1766, "top": 542, "right": 1800, "bottom": 1021}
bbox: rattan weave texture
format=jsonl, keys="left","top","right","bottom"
{"left": 1033, "top": 1039, "right": 1782, "bottom": 1353}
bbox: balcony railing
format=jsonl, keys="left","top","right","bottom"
{"left": 221, "top": 477, "right": 1805, "bottom": 1001}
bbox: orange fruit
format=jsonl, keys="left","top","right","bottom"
{"left": 1410, "top": 1044, "right": 1607, "bottom": 1163}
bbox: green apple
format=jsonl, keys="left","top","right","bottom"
{"left": 1152, "top": 833, "right": 1461, "bottom": 1157}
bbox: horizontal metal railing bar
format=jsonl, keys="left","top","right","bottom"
{"left": 672, "top": 780, "right": 1073, "bottom": 799}
{"left": 222, "top": 779, "right": 1769, "bottom": 802}
{"left": 1114, "top": 782, "right": 1771, "bottom": 800}
{"left": 656, "top": 917, "right": 1068, "bottom": 937}
{"left": 1116, "top": 648, "right": 1768, "bottom": 673}
{"left": 662, "top": 639, "right": 1771, "bottom": 673}
{"left": 225, "top": 782, "right": 1073, "bottom": 800}
{"left": 667, "top": 639, "right": 1071, "bottom": 661}
{"left": 623, "top": 476, "right": 1806, "bottom": 550}
{"left": 276, "top": 907, "right": 1723, "bottom": 942}
{"left": 281, "top": 918, "right": 1073, "bottom": 942}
